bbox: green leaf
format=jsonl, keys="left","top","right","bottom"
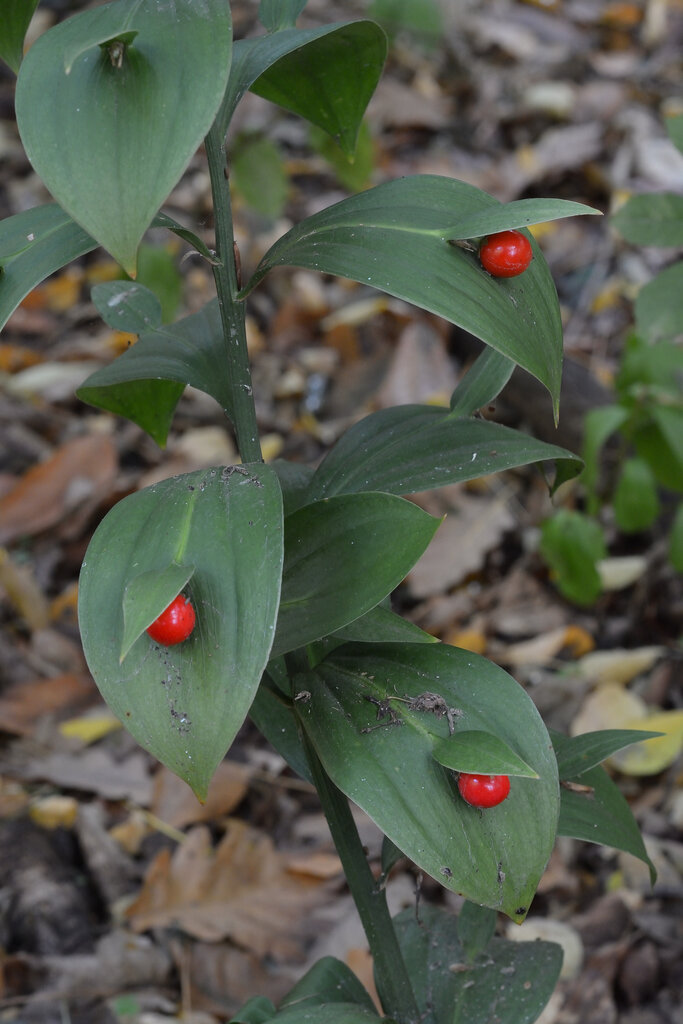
{"left": 442, "top": 197, "right": 601, "bottom": 241}
{"left": 265, "top": 1006, "right": 380, "bottom": 1024}
{"left": 432, "top": 730, "right": 539, "bottom": 778}
{"left": 613, "top": 457, "right": 660, "bottom": 532}
{"left": 634, "top": 262, "right": 683, "bottom": 343}
{"left": 78, "top": 465, "right": 283, "bottom": 798}
{"left": 666, "top": 113, "right": 683, "bottom": 155}
{"left": 305, "top": 405, "right": 581, "bottom": 501}
{"left": 296, "top": 643, "right": 560, "bottom": 920}
{"left": 0, "top": 0, "right": 40, "bottom": 73}
{"left": 0, "top": 204, "right": 97, "bottom": 331}
{"left": 557, "top": 761, "right": 656, "bottom": 882}
{"left": 310, "top": 120, "right": 376, "bottom": 194}
{"left": 220, "top": 21, "right": 385, "bottom": 144}
{"left": 270, "top": 459, "right": 316, "bottom": 516}
{"left": 92, "top": 281, "right": 163, "bottom": 334}
{"left": 259, "top": 0, "right": 308, "bottom": 32}
{"left": 230, "top": 996, "right": 277, "bottom": 1024}
{"left": 612, "top": 193, "right": 683, "bottom": 247}
{"left": 135, "top": 243, "right": 182, "bottom": 323}
{"left": 250, "top": 671, "right": 313, "bottom": 784}
{"left": 395, "top": 904, "right": 563, "bottom": 1024}
{"left": 280, "top": 957, "right": 377, "bottom": 1013}
{"left": 449, "top": 346, "right": 515, "bottom": 416}
{"left": 457, "top": 901, "right": 497, "bottom": 964}
{"left": 539, "top": 509, "right": 607, "bottom": 606}
{"left": 242, "top": 178, "right": 578, "bottom": 411}
{"left": 250, "top": 21, "right": 387, "bottom": 157}
{"left": 15, "top": 0, "right": 232, "bottom": 275}
{"left": 272, "top": 493, "right": 440, "bottom": 657}
{"left": 551, "top": 729, "right": 665, "bottom": 780}
{"left": 635, "top": 406, "right": 683, "bottom": 493}
{"left": 581, "top": 404, "right": 629, "bottom": 509}
{"left": 76, "top": 300, "right": 233, "bottom": 448}
{"left": 120, "top": 562, "right": 195, "bottom": 662}
{"left": 332, "top": 604, "right": 438, "bottom": 645}
{"left": 369, "top": 0, "right": 443, "bottom": 43}
{"left": 670, "top": 502, "right": 683, "bottom": 572}
{"left": 232, "top": 134, "right": 289, "bottom": 219}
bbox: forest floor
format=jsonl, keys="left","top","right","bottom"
{"left": 0, "top": 1, "right": 681, "bottom": 1023}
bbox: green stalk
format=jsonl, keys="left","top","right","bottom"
{"left": 205, "top": 122, "right": 262, "bottom": 464}
{"left": 305, "top": 738, "right": 420, "bottom": 1024}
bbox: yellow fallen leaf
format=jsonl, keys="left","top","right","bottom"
{"left": 562, "top": 624, "right": 595, "bottom": 658}
{"left": 59, "top": 712, "right": 122, "bottom": 744}
{"left": 574, "top": 646, "right": 665, "bottom": 685}
{"left": 446, "top": 627, "right": 487, "bottom": 655}
{"left": 570, "top": 682, "right": 647, "bottom": 737}
{"left": 610, "top": 711, "right": 683, "bottom": 776}
{"left": 29, "top": 794, "right": 79, "bottom": 830}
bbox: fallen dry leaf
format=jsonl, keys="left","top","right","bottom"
{"left": 152, "top": 760, "right": 253, "bottom": 830}
{"left": 23, "top": 748, "right": 153, "bottom": 805}
{"left": 0, "top": 673, "right": 96, "bottom": 736}
{"left": 126, "top": 821, "right": 331, "bottom": 959}
{"left": 573, "top": 647, "right": 665, "bottom": 686}
{"left": 0, "top": 434, "right": 118, "bottom": 544}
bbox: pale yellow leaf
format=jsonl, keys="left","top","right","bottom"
{"left": 610, "top": 711, "right": 683, "bottom": 776}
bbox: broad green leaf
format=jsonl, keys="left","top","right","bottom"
{"left": 242, "top": 178, "right": 575, "bottom": 410}
{"left": 259, "top": 0, "right": 307, "bottom": 32}
{"left": 76, "top": 300, "right": 233, "bottom": 447}
{"left": 15, "top": 0, "right": 232, "bottom": 275}
{"left": 612, "top": 193, "right": 683, "bottom": 247}
{"left": 232, "top": 134, "right": 289, "bottom": 219}
{"left": 271, "top": 493, "right": 440, "bottom": 657}
{"left": 296, "top": 643, "right": 560, "bottom": 920}
{"left": 670, "top": 502, "right": 683, "bottom": 572}
{"left": 250, "top": 21, "right": 387, "bottom": 157}
{"left": 0, "top": 204, "right": 97, "bottom": 332}
{"left": 230, "top": 996, "right": 277, "bottom": 1024}
{"left": 220, "top": 22, "right": 385, "bottom": 143}
{"left": 332, "top": 604, "right": 438, "bottom": 645}
{"left": 0, "top": 0, "right": 40, "bottom": 73}
{"left": 441, "top": 197, "right": 600, "bottom": 241}
{"left": 92, "top": 281, "right": 163, "bottom": 334}
{"left": 78, "top": 465, "right": 283, "bottom": 798}
{"left": 556, "top": 760, "right": 655, "bottom": 882}
{"left": 581, "top": 404, "right": 629, "bottom": 510}
{"left": 120, "top": 562, "right": 195, "bottom": 662}
{"left": 613, "top": 457, "right": 660, "bottom": 532}
{"left": 395, "top": 904, "right": 563, "bottom": 1024}
{"left": 280, "top": 957, "right": 376, "bottom": 1013}
{"left": 449, "top": 346, "right": 515, "bottom": 416}
{"left": 539, "top": 509, "right": 607, "bottom": 606}
{"left": 305, "top": 405, "right": 581, "bottom": 502}
{"left": 432, "top": 730, "right": 539, "bottom": 778}
{"left": 457, "top": 901, "right": 497, "bottom": 963}
{"left": 634, "top": 407, "right": 683, "bottom": 493}
{"left": 634, "top": 262, "right": 683, "bottom": 343}
{"left": 551, "top": 729, "right": 664, "bottom": 780}
{"left": 617, "top": 334, "right": 683, "bottom": 397}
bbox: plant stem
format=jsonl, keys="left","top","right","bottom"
{"left": 205, "top": 122, "right": 262, "bottom": 464}
{"left": 305, "top": 738, "right": 420, "bottom": 1024}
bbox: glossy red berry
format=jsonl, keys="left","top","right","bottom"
{"left": 146, "top": 594, "right": 196, "bottom": 646}
{"left": 479, "top": 230, "right": 533, "bottom": 278}
{"left": 458, "top": 772, "right": 511, "bottom": 808}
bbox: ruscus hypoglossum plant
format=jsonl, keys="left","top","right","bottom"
{"left": 0, "top": 3, "right": 660, "bottom": 1022}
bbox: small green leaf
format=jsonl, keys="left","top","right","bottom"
{"left": 296, "top": 643, "right": 559, "bottom": 919}
{"left": 0, "top": 204, "right": 97, "bottom": 331}
{"left": 551, "top": 729, "right": 665, "bottom": 780}
{"left": 250, "top": 21, "right": 387, "bottom": 157}
{"left": 581, "top": 404, "right": 629, "bottom": 509}
{"left": 230, "top": 996, "right": 277, "bottom": 1024}
{"left": 0, "top": 0, "right": 40, "bottom": 73}
{"left": 120, "top": 562, "right": 195, "bottom": 663}
{"left": 272, "top": 493, "right": 440, "bottom": 657}
{"left": 449, "top": 347, "right": 515, "bottom": 416}
{"left": 442, "top": 197, "right": 601, "bottom": 241}
{"left": 332, "top": 604, "right": 438, "bottom": 645}
{"left": 395, "top": 904, "right": 563, "bottom": 1024}
{"left": 634, "top": 407, "right": 683, "bottom": 493}
{"left": 369, "top": 0, "right": 443, "bottom": 43}
{"left": 613, "top": 457, "right": 660, "bottom": 532}
{"left": 232, "top": 134, "right": 289, "bottom": 219}
{"left": 432, "top": 730, "right": 539, "bottom": 778}
{"left": 242, "top": 177, "right": 571, "bottom": 410}
{"left": 540, "top": 509, "right": 607, "bottom": 606}
{"left": 250, "top": 670, "right": 313, "bottom": 784}
{"left": 457, "top": 901, "right": 497, "bottom": 963}
{"left": 557, "top": 762, "right": 656, "bottom": 882}
{"left": 15, "top": 0, "right": 232, "bottom": 274}
{"left": 76, "top": 300, "right": 234, "bottom": 447}
{"left": 634, "top": 262, "right": 683, "bottom": 343}
{"left": 78, "top": 465, "right": 284, "bottom": 798}
{"left": 259, "top": 0, "right": 308, "bottom": 32}
{"left": 612, "top": 193, "right": 683, "bottom": 247}
{"left": 669, "top": 502, "right": 683, "bottom": 572}
{"left": 135, "top": 243, "right": 182, "bottom": 323}
{"left": 280, "top": 957, "right": 376, "bottom": 1013}
{"left": 306, "top": 405, "right": 581, "bottom": 501}
{"left": 92, "top": 281, "right": 163, "bottom": 334}
{"left": 310, "top": 120, "right": 375, "bottom": 193}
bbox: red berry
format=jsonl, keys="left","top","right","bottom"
{"left": 458, "top": 772, "right": 510, "bottom": 808}
{"left": 479, "top": 230, "right": 533, "bottom": 278}
{"left": 146, "top": 594, "right": 196, "bottom": 646}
